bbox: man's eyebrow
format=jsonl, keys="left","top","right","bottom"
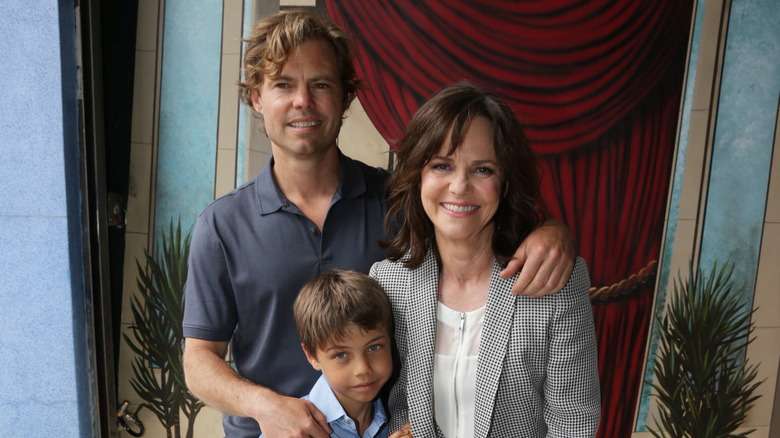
{"left": 309, "top": 74, "right": 338, "bottom": 83}
{"left": 270, "top": 74, "right": 337, "bottom": 82}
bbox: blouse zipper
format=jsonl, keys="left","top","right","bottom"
{"left": 453, "top": 311, "right": 466, "bottom": 437}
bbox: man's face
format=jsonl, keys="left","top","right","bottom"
{"left": 252, "top": 39, "right": 346, "bottom": 161}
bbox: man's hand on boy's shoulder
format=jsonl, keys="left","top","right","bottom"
{"left": 256, "top": 392, "right": 331, "bottom": 438}
{"left": 388, "top": 421, "right": 412, "bottom": 438}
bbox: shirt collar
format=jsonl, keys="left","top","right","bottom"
{"left": 255, "top": 151, "right": 368, "bottom": 216}
{"left": 307, "top": 374, "right": 388, "bottom": 436}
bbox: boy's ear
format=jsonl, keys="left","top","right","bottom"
{"left": 301, "top": 343, "right": 321, "bottom": 371}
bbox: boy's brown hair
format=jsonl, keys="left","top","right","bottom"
{"left": 294, "top": 269, "right": 392, "bottom": 355}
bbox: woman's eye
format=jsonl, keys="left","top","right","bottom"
{"left": 431, "top": 163, "right": 449, "bottom": 171}
{"left": 475, "top": 166, "right": 495, "bottom": 175}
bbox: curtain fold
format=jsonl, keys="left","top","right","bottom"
{"left": 325, "top": 1, "right": 693, "bottom": 436}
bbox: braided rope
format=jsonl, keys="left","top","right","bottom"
{"left": 589, "top": 260, "right": 658, "bottom": 302}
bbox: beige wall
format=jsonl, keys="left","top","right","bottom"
{"left": 117, "top": 0, "right": 780, "bottom": 437}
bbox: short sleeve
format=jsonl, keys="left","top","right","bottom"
{"left": 182, "top": 212, "right": 238, "bottom": 341}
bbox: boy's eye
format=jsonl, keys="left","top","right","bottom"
{"left": 367, "top": 344, "right": 382, "bottom": 353}
{"left": 333, "top": 352, "right": 347, "bottom": 360}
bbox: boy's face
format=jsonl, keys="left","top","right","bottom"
{"left": 303, "top": 324, "right": 392, "bottom": 414}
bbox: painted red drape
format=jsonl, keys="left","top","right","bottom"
{"left": 324, "top": 1, "right": 693, "bottom": 436}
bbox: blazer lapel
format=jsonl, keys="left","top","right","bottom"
{"left": 405, "top": 250, "right": 440, "bottom": 436}
{"left": 473, "top": 263, "right": 516, "bottom": 438}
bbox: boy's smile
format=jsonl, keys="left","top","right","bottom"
{"left": 304, "top": 324, "right": 392, "bottom": 417}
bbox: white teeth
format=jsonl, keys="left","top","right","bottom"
{"left": 443, "top": 203, "right": 477, "bottom": 213}
{"left": 290, "top": 121, "right": 319, "bottom": 127}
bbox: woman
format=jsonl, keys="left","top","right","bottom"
{"left": 370, "top": 82, "right": 600, "bottom": 437}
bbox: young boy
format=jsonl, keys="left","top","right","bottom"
{"left": 281, "top": 269, "right": 411, "bottom": 438}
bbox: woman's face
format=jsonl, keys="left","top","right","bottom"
{"left": 420, "top": 116, "right": 504, "bottom": 246}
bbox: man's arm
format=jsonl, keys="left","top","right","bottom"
{"left": 183, "top": 338, "right": 331, "bottom": 438}
{"left": 500, "top": 218, "right": 576, "bottom": 297}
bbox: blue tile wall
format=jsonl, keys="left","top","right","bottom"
{"left": 0, "top": 5, "right": 67, "bottom": 217}
{"left": 0, "top": 0, "right": 91, "bottom": 436}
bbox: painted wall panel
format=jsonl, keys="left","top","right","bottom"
{"left": 699, "top": 0, "right": 780, "bottom": 306}
{"left": 155, "top": 0, "right": 224, "bottom": 237}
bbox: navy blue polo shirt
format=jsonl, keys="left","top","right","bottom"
{"left": 183, "top": 152, "right": 389, "bottom": 437}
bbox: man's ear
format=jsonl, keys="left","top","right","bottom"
{"left": 251, "top": 90, "right": 263, "bottom": 113}
{"left": 301, "top": 343, "right": 321, "bottom": 371}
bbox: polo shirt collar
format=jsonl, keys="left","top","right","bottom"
{"left": 255, "top": 151, "right": 368, "bottom": 216}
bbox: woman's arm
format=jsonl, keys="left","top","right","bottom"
{"left": 370, "top": 262, "right": 412, "bottom": 433}
{"left": 543, "top": 258, "right": 601, "bottom": 436}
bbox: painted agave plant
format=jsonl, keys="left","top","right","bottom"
{"left": 649, "top": 261, "right": 763, "bottom": 438}
{"left": 125, "top": 220, "right": 203, "bottom": 438}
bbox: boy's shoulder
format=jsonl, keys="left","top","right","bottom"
{"left": 304, "top": 374, "right": 389, "bottom": 437}
{"left": 302, "top": 374, "right": 344, "bottom": 423}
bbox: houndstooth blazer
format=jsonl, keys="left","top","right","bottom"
{"left": 370, "top": 250, "right": 601, "bottom": 438}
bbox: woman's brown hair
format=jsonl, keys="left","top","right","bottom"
{"left": 382, "top": 81, "right": 545, "bottom": 269}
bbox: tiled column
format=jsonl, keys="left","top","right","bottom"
{"left": 0, "top": 1, "right": 93, "bottom": 436}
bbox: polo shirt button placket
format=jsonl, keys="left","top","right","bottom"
{"left": 306, "top": 222, "right": 328, "bottom": 265}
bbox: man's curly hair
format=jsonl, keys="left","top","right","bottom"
{"left": 237, "top": 10, "right": 361, "bottom": 119}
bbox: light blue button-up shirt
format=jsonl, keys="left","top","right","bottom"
{"left": 261, "top": 374, "right": 388, "bottom": 438}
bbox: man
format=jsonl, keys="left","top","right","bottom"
{"left": 183, "top": 10, "right": 574, "bottom": 438}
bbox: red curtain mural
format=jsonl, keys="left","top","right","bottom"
{"left": 324, "top": 1, "right": 693, "bottom": 436}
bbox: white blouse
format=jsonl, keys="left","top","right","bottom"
{"left": 433, "top": 301, "right": 486, "bottom": 438}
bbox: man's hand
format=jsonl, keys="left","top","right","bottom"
{"left": 500, "top": 218, "right": 575, "bottom": 297}
{"left": 256, "top": 392, "right": 330, "bottom": 438}
{"left": 183, "top": 338, "right": 331, "bottom": 437}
